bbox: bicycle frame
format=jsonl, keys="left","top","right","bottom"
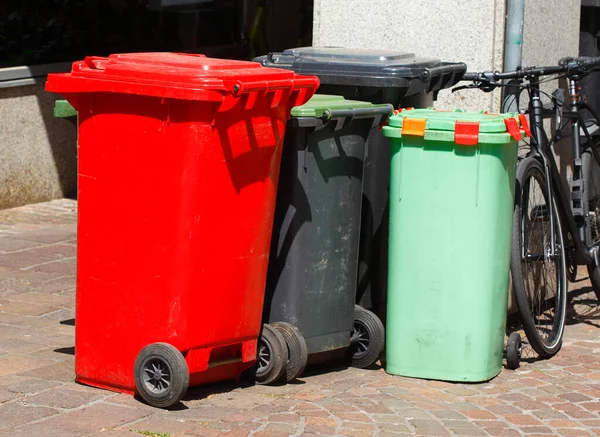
{"left": 526, "top": 76, "right": 594, "bottom": 266}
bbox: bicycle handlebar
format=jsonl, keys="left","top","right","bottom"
{"left": 458, "top": 56, "right": 600, "bottom": 90}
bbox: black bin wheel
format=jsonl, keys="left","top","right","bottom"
{"left": 134, "top": 342, "right": 189, "bottom": 409}
{"left": 271, "top": 322, "right": 308, "bottom": 382}
{"left": 255, "top": 324, "right": 288, "bottom": 385}
{"left": 350, "top": 305, "right": 385, "bottom": 369}
{"left": 506, "top": 332, "right": 522, "bottom": 370}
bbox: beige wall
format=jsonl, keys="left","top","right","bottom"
{"left": 0, "top": 83, "right": 77, "bottom": 209}
{"left": 313, "top": 0, "right": 507, "bottom": 110}
{"left": 313, "top": 0, "right": 580, "bottom": 113}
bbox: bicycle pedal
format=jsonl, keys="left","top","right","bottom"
{"left": 530, "top": 204, "right": 549, "bottom": 222}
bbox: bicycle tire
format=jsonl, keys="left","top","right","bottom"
{"left": 511, "top": 157, "right": 567, "bottom": 358}
{"left": 581, "top": 132, "right": 600, "bottom": 300}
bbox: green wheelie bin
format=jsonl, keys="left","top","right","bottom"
{"left": 382, "top": 108, "right": 527, "bottom": 382}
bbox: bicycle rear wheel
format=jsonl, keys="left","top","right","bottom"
{"left": 581, "top": 136, "right": 600, "bottom": 300}
{"left": 511, "top": 157, "right": 567, "bottom": 358}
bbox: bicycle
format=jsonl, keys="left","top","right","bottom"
{"left": 454, "top": 56, "right": 600, "bottom": 359}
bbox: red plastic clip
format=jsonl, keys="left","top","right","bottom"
{"left": 378, "top": 119, "right": 389, "bottom": 132}
{"left": 454, "top": 121, "right": 480, "bottom": 146}
{"left": 518, "top": 114, "right": 531, "bottom": 137}
{"left": 504, "top": 117, "right": 523, "bottom": 141}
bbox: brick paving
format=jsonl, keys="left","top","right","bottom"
{"left": 0, "top": 199, "right": 599, "bottom": 437}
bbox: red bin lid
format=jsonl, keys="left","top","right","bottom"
{"left": 46, "top": 52, "right": 319, "bottom": 102}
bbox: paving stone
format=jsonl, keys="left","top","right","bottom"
{"left": 0, "top": 244, "right": 75, "bottom": 270}
{"left": 398, "top": 408, "right": 433, "bottom": 419}
{"left": 19, "top": 360, "right": 75, "bottom": 382}
{"left": 559, "top": 429, "right": 594, "bottom": 437}
{"left": 11, "top": 421, "right": 79, "bottom": 437}
{"left": 431, "top": 410, "right": 467, "bottom": 420}
{"left": 565, "top": 409, "right": 598, "bottom": 420}
{"left": 11, "top": 291, "right": 73, "bottom": 308}
{"left": 253, "top": 431, "right": 292, "bottom": 437}
{"left": 267, "top": 412, "right": 300, "bottom": 423}
{"left": 183, "top": 427, "right": 222, "bottom": 437}
{"left": 30, "top": 260, "right": 76, "bottom": 275}
{"left": 461, "top": 409, "right": 497, "bottom": 420}
{"left": 0, "top": 300, "right": 60, "bottom": 316}
{"left": 412, "top": 428, "right": 450, "bottom": 436}
{"left": 342, "top": 429, "right": 377, "bottom": 437}
{"left": 130, "top": 416, "right": 203, "bottom": 436}
{"left": 518, "top": 426, "right": 555, "bottom": 434}
{"left": 532, "top": 409, "right": 569, "bottom": 420}
{"left": 335, "top": 411, "right": 372, "bottom": 422}
{"left": 536, "top": 395, "right": 567, "bottom": 404}
{"left": 549, "top": 419, "right": 585, "bottom": 428}
{"left": 342, "top": 421, "right": 376, "bottom": 433}
{"left": 0, "top": 238, "right": 42, "bottom": 254}
{"left": 0, "top": 375, "right": 63, "bottom": 394}
{"left": 443, "top": 419, "right": 484, "bottom": 428}
{"left": 504, "top": 414, "right": 544, "bottom": 426}
{"left": 5, "top": 227, "right": 76, "bottom": 245}
{"left": 488, "top": 405, "right": 521, "bottom": 416}
{"left": 450, "top": 428, "right": 486, "bottom": 436}
{"left": 0, "top": 354, "right": 55, "bottom": 377}
{"left": 0, "top": 389, "right": 18, "bottom": 404}
{"left": 560, "top": 392, "right": 595, "bottom": 403}
{"left": 0, "top": 402, "right": 59, "bottom": 430}
{"left": 582, "top": 419, "right": 600, "bottom": 427}
{"left": 484, "top": 428, "right": 524, "bottom": 437}
{"left": 302, "top": 424, "right": 337, "bottom": 435}
{"left": 582, "top": 402, "right": 600, "bottom": 412}
{"left": 410, "top": 418, "right": 445, "bottom": 430}
{"left": 498, "top": 393, "right": 535, "bottom": 403}
{"left": 514, "top": 401, "right": 549, "bottom": 411}
{"left": 23, "top": 385, "right": 105, "bottom": 409}
{"left": 464, "top": 396, "right": 502, "bottom": 407}
{"left": 35, "top": 401, "right": 150, "bottom": 434}
{"left": 377, "top": 422, "right": 411, "bottom": 432}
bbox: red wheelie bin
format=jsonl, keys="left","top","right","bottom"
{"left": 45, "top": 53, "right": 318, "bottom": 408}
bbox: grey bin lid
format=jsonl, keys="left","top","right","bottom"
{"left": 254, "top": 47, "right": 467, "bottom": 96}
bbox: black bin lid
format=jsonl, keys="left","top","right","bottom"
{"left": 254, "top": 47, "right": 466, "bottom": 97}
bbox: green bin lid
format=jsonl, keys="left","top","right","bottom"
{"left": 384, "top": 108, "right": 530, "bottom": 145}
{"left": 291, "top": 94, "right": 376, "bottom": 118}
{"left": 54, "top": 100, "right": 77, "bottom": 118}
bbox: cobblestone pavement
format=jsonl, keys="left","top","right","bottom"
{"left": 0, "top": 199, "right": 600, "bottom": 437}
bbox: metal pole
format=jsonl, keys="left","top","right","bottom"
{"left": 502, "top": 0, "right": 525, "bottom": 113}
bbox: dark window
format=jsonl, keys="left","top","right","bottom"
{"left": 0, "top": 0, "right": 313, "bottom": 69}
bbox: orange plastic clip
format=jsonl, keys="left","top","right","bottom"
{"left": 401, "top": 117, "right": 426, "bottom": 136}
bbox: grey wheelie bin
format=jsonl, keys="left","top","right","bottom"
{"left": 254, "top": 94, "right": 392, "bottom": 384}
{"left": 255, "top": 48, "right": 466, "bottom": 324}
